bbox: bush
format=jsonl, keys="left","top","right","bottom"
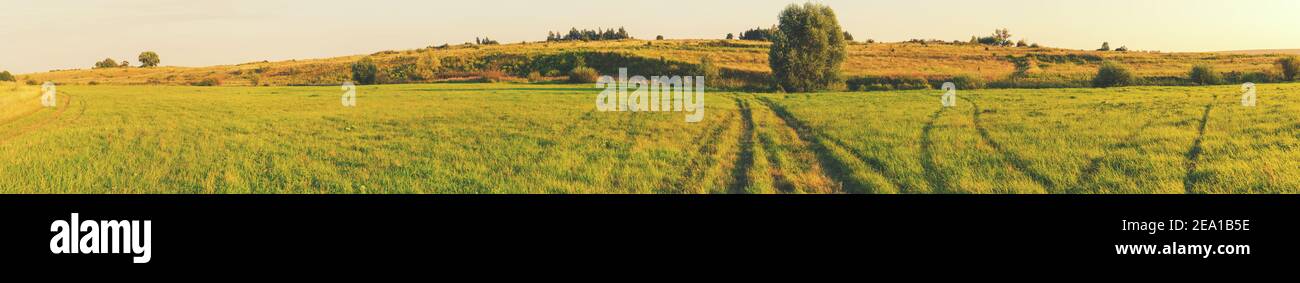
{"left": 1278, "top": 56, "right": 1299, "bottom": 81}
{"left": 949, "top": 74, "right": 985, "bottom": 90}
{"left": 699, "top": 56, "right": 720, "bottom": 81}
{"left": 351, "top": 57, "right": 379, "bottom": 85}
{"left": 138, "top": 51, "right": 161, "bottom": 67}
{"left": 527, "top": 71, "right": 545, "bottom": 82}
{"left": 1092, "top": 62, "right": 1134, "bottom": 87}
{"left": 568, "top": 66, "right": 599, "bottom": 84}
{"left": 769, "top": 3, "right": 847, "bottom": 92}
{"left": 0, "top": 71, "right": 14, "bottom": 82}
{"left": 191, "top": 77, "right": 220, "bottom": 86}
{"left": 1188, "top": 64, "right": 1221, "bottom": 85}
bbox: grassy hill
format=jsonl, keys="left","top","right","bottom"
{"left": 18, "top": 40, "right": 1296, "bottom": 90}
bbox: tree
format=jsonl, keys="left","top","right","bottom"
{"left": 138, "top": 51, "right": 161, "bottom": 67}
{"left": 843, "top": 31, "right": 854, "bottom": 42}
{"left": 94, "top": 58, "right": 120, "bottom": 69}
{"left": 993, "top": 28, "right": 1012, "bottom": 46}
{"left": 1016, "top": 39, "right": 1028, "bottom": 47}
{"left": 120, "top": 60, "right": 130, "bottom": 67}
{"left": 1189, "top": 64, "right": 1221, "bottom": 85}
{"left": 1097, "top": 42, "right": 1110, "bottom": 51}
{"left": 1093, "top": 61, "right": 1135, "bottom": 87}
{"left": 699, "top": 55, "right": 720, "bottom": 80}
{"left": 1277, "top": 56, "right": 1300, "bottom": 81}
{"left": 351, "top": 57, "right": 379, "bottom": 85}
{"left": 656, "top": 35, "right": 664, "bottom": 40}
{"left": 769, "top": 2, "right": 847, "bottom": 92}
{"left": 0, "top": 71, "right": 14, "bottom": 82}
{"left": 1115, "top": 45, "right": 1129, "bottom": 52}
{"left": 726, "top": 33, "right": 735, "bottom": 40}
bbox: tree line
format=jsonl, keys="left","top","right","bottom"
{"left": 546, "top": 27, "right": 631, "bottom": 42}
{"left": 92, "top": 51, "right": 161, "bottom": 69}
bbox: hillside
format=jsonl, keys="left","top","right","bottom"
{"left": 18, "top": 40, "right": 1295, "bottom": 89}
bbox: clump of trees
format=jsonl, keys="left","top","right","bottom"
{"left": 1092, "top": 61, "right": 1135, "bottom": 87}
{"left": 740, "top": 27, "right": 776, "bottom": 41}
{"left": 94, "top": 58, "right": 125, "bottom": 69}
{"left": 475, "top": 37, "right": 499, "bottom": 45}
{"left": 547, "top": 27, "right": 630, "bottom": 42}
{"left": 1096, "top": 43, "right": 1128, "bottom": 52}
{"left": 769, "top": 2, "right": 847, "bottom": 92}
{"left": 0, "top": 71, "right": 14, "bottom": 82}
{"left": 1277, "top": 56, "right": 1299, "bottom": 81}
{"left": 138, "top": 51, "right": 161, "bottom": 67}
{"left": 974, "top": 28, "right": 1013, "bottom": 46}
{"left": 1189, "top": 64, "right": 1222, "bottom": 85}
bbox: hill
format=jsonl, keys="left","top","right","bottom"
{"left": 18, "top": 40, "right": 1295, "bottom": 90}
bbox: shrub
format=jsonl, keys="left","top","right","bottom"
{"left": 1097, "top": 42, "right": 1110, "bottom": 51}
{"left": 351, "top": 57, "right": 379, "bottom": 85}
{"left": 1278, "top": 56, "right": 1299, "bottom": 81}
{"left": 26, "top": 79, "right": 40, "bottom": 86}
{"left": 568, "top": 66, "right": 599, "bottom": 84}
{"left": 1092, "top": 62, "right": 1135, "bottom": 87}
{"left": 655, "top": 35, "right": 664, "bottom": 40}
{"left": 527, "top": 71, "right": 545, "bottom": 82}
{"left": 0, "top": 71, "right": 14, "bottom": 82}
{"left": 950, "top": 74, "right": 985, "bottom": 90}
{"left": 699, "top": 56, "right": 720, "bottom": 81}
{"left": 192, "top": 77, "right": 220, "bottom": 86}
{"left": 769, "top": 2, "right": 847, "bottom": 92}
{"left": 138, "top": 51, "right": 161, "bottom": 67}
{"left": 1188, "top": 64, "right": 1221, "bottom": 85}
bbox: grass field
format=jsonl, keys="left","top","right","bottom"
{"left": 0, "top": 81, "right": 1296, "bottom": 193}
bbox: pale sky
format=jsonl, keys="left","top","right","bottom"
{"left": 2, "top": 0, "right": 1298, "bottom": 74}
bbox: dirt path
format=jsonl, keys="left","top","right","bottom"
{"left": 1182, "top": 102, "right": 1216, "bottom": 194}
{"left": 0, "top": 91, "right": 76, "bottom": 145}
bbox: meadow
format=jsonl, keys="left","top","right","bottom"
{"left": 0, "top": 81, "right": 1295, "bottom": 194}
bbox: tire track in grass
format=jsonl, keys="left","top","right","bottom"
{"left": 0, "top": 92, "right": 75, "bottom": 145}
{"left": 918, "top": 108, "right": 951, "bottom": 193}
{"left": 726, "top": 97, "right": 758, "bottom": 194}
{"left": 757, "top": 97, "right": 903, "bottom": 193}
{"left": 1069, "top": 117, "right": 1158, "bottom": 194}
{"left": 670, "top": 109, "right": 736, "bottom": 193}
{"left": 1182, "top": 102, "right": 1215, "bottom": 194}
{"left": 960, "top": 96, "right": 1057, "bottom": 192}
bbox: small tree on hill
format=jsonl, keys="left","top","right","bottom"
{"left": 138, "top": 51, "right": 161, "bottom": 67}
{"left": 0, "top": 71, "right": 14, "bottom": 82}
{"left": 1097, "top": 42, "right": 1111, "bottom": 51}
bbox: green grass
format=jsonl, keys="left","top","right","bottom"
{"left": 0, "top": 82, "right": 1296, "bottom": 193}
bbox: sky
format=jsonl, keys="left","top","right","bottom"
{"left": 2, "top": 0, "right": 1298, "bottom": 74}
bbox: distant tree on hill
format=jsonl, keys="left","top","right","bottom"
{"left": 769, "top": 2, "right": 847, "bottom": 92}
{"left": 973, "top": 28, "right": 1013, "bottom": 46}
{"left": 351, "top": 57, "right": 379, "bottom": 85}
{"left": 656, "top": 35, "right": 664, "bottom": 40}
{"left": 843, "top": 32, "right": 854, "bottom": 42}
{"left": 1277, "top": 56, "right": 1299, "bottom": 81}
{"left": 1115, "top": 45, "right": 1129, "bottom": 52}
{"left": 1016, "top": 39, "right": 1028, "bottom": 47}
{"left": 1097, "top": 42, "right": 1111, "bottom": 51}
{"left": 476, "top": 37, "right": 499, "bottom": 45}
{"left": 0, "top": 71, "right": 14, "bottom": 82}
{"left": 138, "top": 51, "right": 161, "bottom": 67}
{"left": 94, "top": 58, "right": 120, "bottom": 69}
{"left": 726, "top": 33, "right": 735, "bottom": 40}
{"left": 120, "top": 60, "right": 130, "bottom": 67}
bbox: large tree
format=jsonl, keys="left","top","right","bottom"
{"left": 768, "top": 2, "right": 847, "bottom": 92}
{"left": 138, "top": 51, "right": 161, "bottom": 67}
